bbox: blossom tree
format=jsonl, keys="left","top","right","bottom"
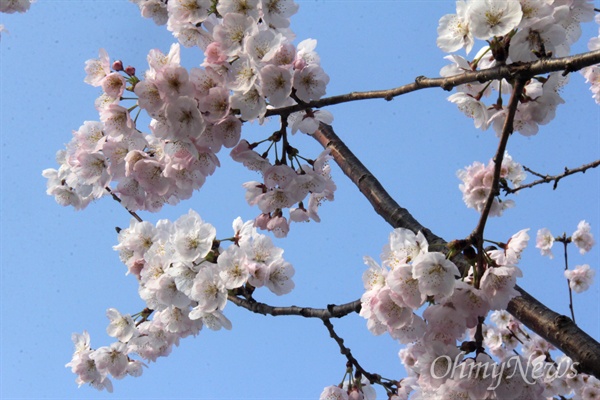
{"left": 2, "top": 0, "right": 600, "bottom": 398}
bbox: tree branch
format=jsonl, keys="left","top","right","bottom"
{"left": 227, "top": 294, "right": 361, "bottom": 319}
{"left": 504, "top": 160, "right": 600, "bottom": 193}
{"left": 265, "top": 49, "right": 600, "bottom": 118}
{"left": 323, "top": 318, "right": 398, "bottom": 393}
{"left": 311, "top": 123, "right": 600, "bottom": 379}
{"left": 105, "top": 187, "right": 143, "bottom": 223}
{"left": 468, "top": 78, "right": 527, "bottom": 286}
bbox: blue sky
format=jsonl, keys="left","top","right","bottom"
{"left": 1, "top": 1, "right": 599, "bottom": 399}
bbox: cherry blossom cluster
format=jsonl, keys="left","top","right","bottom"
{"left": 232, "top": 142, "right": 336, "bottom": 237}
{"left": 67, "top": 211, "right": 295, "bottom": 391}
{"left": 44, "top": 0, "right": 335, "bottom": 236}
{"left": 353, "top": 226, "right": 600, "bottom": 398}
{"left": 457, "top": 152, "right": 526, "bottom": 216}
{"left": 43, "top": 45, "right": 226, "bottom": 212}
{"left": 478, "top": 310, "right": 600, "bottom": 399}
{"left": 536, "top": 220, "right": 596, "bottom": 293}
{"left": 130, "top": 0, "right": 331, "bottom": 129}
{"left": 580, "top": 13, "right": 600, "bottom": 104}
{"left": 438, "top": 0, "right": 595, "bottom": 136}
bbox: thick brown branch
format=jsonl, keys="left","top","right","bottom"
{"left": 265, "top": 49, "right": 600, "bottom": 117}
{"left": 312, "top": 123, "right": 600, "bottom": 379}
{"left": 505, "top": 160, "right": 600, "bottom": 193}
{"left": 227, "top": 294, "right": 361, "bottom": 319}
{"left": 506, "top": 290, "right": 600, "bottom": 376}
{"left": 312, "top": 124, "right": 451, "bottom": 257}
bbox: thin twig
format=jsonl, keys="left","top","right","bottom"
{"left": 559, "top": 235, "right": 576, "bottom": 323}
{"left": 105, "top": 187, "right": 143, "bottom": 222}
{"left": 468, "top": 78, "right": 527, "bottom": 286}
{"left": 323, "top": 318, "right": 398, "bottom": 393}
{"left": 504, "top": 160, "right": 600, "bottom": 193}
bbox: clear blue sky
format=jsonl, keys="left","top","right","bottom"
{"left": 1, "top": 1, "right": 599, "bottom": 399}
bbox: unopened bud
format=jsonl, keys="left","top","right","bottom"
{"left": 112, "top": 60, "right": 123, "bottom": 71}
{"left": 293, "top": 58, "right": 306, "bottom": 70}
{"left": 125, "top": 66, "right": 136, "bottom": 76}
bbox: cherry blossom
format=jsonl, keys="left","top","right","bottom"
{"left": 412, "top": 252, "right": 460, "bottom": 302}
{"left": 84, "top": 48, "right": 111, "bottom": 87}
{"left": 288, "top": 109, "right": 333, "bottom": 134}
{"left": 572, "top": 220, "right": 595, "bottom": 255}
{"left": 468, "top": 0, "right": 523, "bottom": 40}
{"left": 172, "top": 209, "right": 216, "bottom": 262}
{"left": 320, "top": 385, "right": 349, "bottom": 400}
{"left": 457, "top": 153, "right": 525, "bottom": 216}
{"left": 436, "top": 0, "right": 474, "bottom": 54}
{"left": 105, "top": 308, "right": 136, "bottom": 342}
{"left": 292, "top": 64, "right": 330, "bottom": 103}
{"left": 536, "top": 227, "right": 555, "bottom": 259}
{"left": 261, "top": 0, "right": 299, "bottom": 29}
{"left": 488, "top": 228, "right": 530, "bottom": 266}
{"left": 479, "top": 265, "right": 523, "bottom": 310}
{"left": 564, "top": 264, "right": 596, "bottom": 293}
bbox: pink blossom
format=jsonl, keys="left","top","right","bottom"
{"left": 132, "top": 158, "right": 172, "bottom": 196}
{"left": 292, "top": 64, "right": 329, "bottom": 103}
{"left": 134, "top": 80, "right": 165, "bottom": 116}
{"left": 99, "top": 104, "right": 135, "bottom": 138}
{"left": 212, "top": 13, "right": 257, "bottom": 56}
{"left": 204, "top": 42, "right": 228, "bottom": 65}
{"left": 244, "top": 28, "right": 283, "bottom": 63}
{"left": 488, "top": 228, "right": 530, "bottom": 266}
{"left": 261, "top": 0, "right": 299, "bottom": 29}
{"left": 189, "top": 265, "right": 227, "bottom": 314}
{"left": 436, "top": 1, "right": 474, "bottom": 54}
{"left": 84, "top": 48, "right": 111, "bottom": 87}
{"left": 448, "top": 92, "right": 489, "bottom": 130}
{"left": 319, "top": 385, "right": 349, "bottom": 400}
{"left": 564, "top": 264, "right": 595, "bottom": 293}
{"left": 260, "top": 64, "right": 293, "bottom": 107}
{"left": 412, "top": 252, "right": 460, "bottom": 302}
{"left": 468, "top": 0, "right": 523, "bottom": 40}
{"left": 165, "top": 96, "right": 206, "bottom": 138}
{"left": 266, "top": 214, "right": 290, "bottom": 238}
{"left": 536, "top": 228, "right": 555, "bottom": 259}
{"left": 289, "top": 109, "right": 333, "bottom": 134}
{"left": 90, "top": 342, "right": 129, "bottom": 379}
{"left": 102, "top": 72, "right": 127, "bottom": 99}
{"left": 264, "top": 257, "right": 295, "bottom": 294}
{"left": 480, "top": 265, "right": 522, "bottom": 310}
{"left": 572, "top": 220, "right": 595, "bottom": 254}
{"left": 387, "top": 265, "right": 423, "bottom": 310}
{"left": 230, "top": 87, "right": 266, "bottom": 120}
{"left": 155, "top": 65, "right": 194, "bottom": 100}
{"left": 105, "top": 308, "right": 136, "bottom": 342}
{"left": 167, "top": 0, "right": 211, "bottom": 24}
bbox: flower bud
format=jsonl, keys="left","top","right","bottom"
{"left": 125, "top": 66, "right": 136, "bottom": 76}
{"left": 112, "top": 60, "right": 123, "bottom": 71}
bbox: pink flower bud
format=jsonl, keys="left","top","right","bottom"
{"left": 112, "top": 60, "right": 124, "bottom": 71}
{"left": 125, "top": 66, "right": 136, "bottom": 76}
{"left": 293, "top": 58, "right": 306, "bottom": 70}
{"left": 254, "top": 213, "right": 270, "bottom": 230}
